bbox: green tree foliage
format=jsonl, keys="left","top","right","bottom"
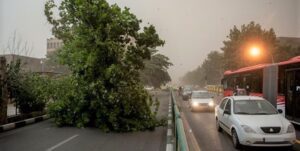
{"left": 140, "top": 50, "right": 172, "bottom": 88}
{"left": 221, "top": 21, "right": 277, "bottom": 70}
{"left": 181, "top": 22, "right": 300, "bottom": 87}
{"left": 45, "top": 0, "right": 166, "bottom": 132}
{"left": 7, "top": 60, "right": 49, "bottom": 114}
{"left": 45, "top": 51, "right": 70, "bottom": 74}
{"left": 275, "top": 44, "right": 300, "bottom": 62}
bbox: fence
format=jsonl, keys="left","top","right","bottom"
{"left": 170, "top": 90, "right": 189, "bottom": 151}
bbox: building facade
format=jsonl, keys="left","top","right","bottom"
{"left": 47, "top": 38, "right": 63, "bottom": 56}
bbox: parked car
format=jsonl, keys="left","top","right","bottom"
{"left": 144, "top": 86, "right": 154, "bottom": 91}
{"left": 215, "top": 96, "right": 296, "bottom": 149}
{"left": 189, "top": 90, "right": 214, "bottom": 112}
{"left": 182, "top": 86, "right": 193, "bottom": 100}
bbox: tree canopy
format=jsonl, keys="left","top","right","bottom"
{"left": 45, "top": 0, "right": 166, "bottom": 132}
{"left": 221, "top": 21, "right": 277, "bottom": 70}
{"left": 181, "top": 51, "right": 223, "bottom": 86}
{"left": 140, "top": 50, "right": 172, "bottom": 88}
{"left": 181, "top": 21, "right": 300, "bottom": 86}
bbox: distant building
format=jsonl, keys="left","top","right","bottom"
{"left": 0, "top": 54, "right": 63, "bottom": 75}
{"left": 277, "top": 37, "right": 300, "bottom": 48}
{"left": 47, "top": 38, "right": 63, "bottom": 56}
{"left": 1, "top": 54, "right": 44, "bottom": 72}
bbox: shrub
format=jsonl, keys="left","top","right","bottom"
{"left": 7, "top": 60, "right": 50, "bottom": 114}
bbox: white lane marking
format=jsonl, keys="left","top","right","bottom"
{"left": 46, "top": 134, "right": 79, "bottom": 151}
{"left": 167, "top": 129, "right": 172, "bottom": 136}
{"left": 168, "top": 120, "right": 172, "bottom": 125}
{"left": 166, "top": 144, "right": 173, "bottom": 151}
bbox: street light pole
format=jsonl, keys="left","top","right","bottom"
{"left": 40, "top": 60, "right": 44, "bottom": 73}
{"left": 270, "top": 51, "right": 275, "bottom": 64}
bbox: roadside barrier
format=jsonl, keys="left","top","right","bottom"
{"left": 170, "top": 90, "right": 189, "bottom": 151}
{"left": 0, "top": 115, "right": 49, "bottom": 132}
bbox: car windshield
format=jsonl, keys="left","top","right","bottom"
{"left": 234, "top": 100, "right": 278, "bottom": 115}
{"left": 191, "top": 92, "right": 211, "bottom": 99}
{"left": 183, "top": 87, "right": 192, "bottom": 92}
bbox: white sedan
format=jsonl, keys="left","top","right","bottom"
{"left": 215, "top": 96, "right": 296, "bottom": 149}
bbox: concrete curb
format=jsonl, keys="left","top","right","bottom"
{"left": 0, "top": 114, "right": 49, "bottom": 133}
{"left": 166, "top": 97, "right": 174, "bottom": 151}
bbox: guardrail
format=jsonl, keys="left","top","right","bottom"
{"left": 170, "top": 90, "right": 189, "bottom": 151}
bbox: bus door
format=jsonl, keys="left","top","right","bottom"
{"left": 286, "top": 69, "right": 300, "bottom": 123}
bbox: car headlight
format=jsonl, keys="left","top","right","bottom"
{"left": 287, "top": 124, "right": 295, "bottom": 133}
{"left": 192, "top": 102, "right": 198, "bottom": 107}
{"left": 241, "top": 125, "right": 256, "bottom": 133}
{"left": 208, "top": 101, "right": 214, "bottom": 107}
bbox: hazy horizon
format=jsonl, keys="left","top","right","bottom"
{"left": 0, "top": 0, "right": 299, "bottom": 83}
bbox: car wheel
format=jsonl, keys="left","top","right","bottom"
{"left": 216, "top": 119, "right": 222, "bottom": 132}
{"left": 232, "top": 129, "right": 241, "bottom": 149}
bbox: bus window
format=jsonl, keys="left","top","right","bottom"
{"left": 251, "top": 72, "right": 262, "bottom": 93}
{"left": 278, "top": 69, "right": 285, "bottom": 94}
{"left": 222, "top": 79, "right": 228, "bottom": 89}
{"left": 228, "top": 78, "right": 234, "bottom": 90}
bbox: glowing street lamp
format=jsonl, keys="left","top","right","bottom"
{"left": 249, "top": 46, "right": 274, "bottom": 63}
{"left": 249, "top": 47, "right": 260, "bottom": 57}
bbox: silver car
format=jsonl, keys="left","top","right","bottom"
{"left": 189, "top": 90, "right": 215, "bottom": 112}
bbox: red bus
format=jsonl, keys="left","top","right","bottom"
{"left": 222, "top": 56, "right": 300, "bottom": 124}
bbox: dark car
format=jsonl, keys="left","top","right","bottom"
{"left": 182, "top": 86, "right": 193, "bottom": 100}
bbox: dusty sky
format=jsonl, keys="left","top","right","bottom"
{"left": 0, "top": 0, "right": 299, "bottom": 83}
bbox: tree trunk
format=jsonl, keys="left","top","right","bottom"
{"left": 0, "top": 57, "right": 8, "bottom": 125}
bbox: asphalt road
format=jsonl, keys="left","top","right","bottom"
{"left": 0, "top": 90, "right": 169, "bottom": 151}
{"left": 176, "top": 95, "right": 237, "bottom": 151}
{"left": 175, "top": 94, "right": 300, "bottom": 151}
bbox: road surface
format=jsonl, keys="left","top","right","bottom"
{"left": 0, "top": 90, "right": 169, "bottom": 151}
{"left": 175, "top": 93, "right": 299, "bottom": 151}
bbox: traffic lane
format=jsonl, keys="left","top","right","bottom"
{"left": 55, "top": 126, "right": 166, "bottom": 151}
{"left": 293, "top": 125, "right": 300, "bottom": 150}
{"left": 294, "top": 125, "right": 300, "bottom": 140}
{"left": 0, "top": 120, "right": 82, "bottom": 151}
{"left": 177, "top": 97, "right": 237, "bottom": 151}
{"left": 149, "top": 90, "right": 170, "bottom": 119}
{"left": 177, "top": 95, "right": 298, "bottom": 151}
{"left": 0, "top": 91, "right": 169, "bottom": 151}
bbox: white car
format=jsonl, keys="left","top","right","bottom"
{"left": 189, "top": 90, "right": 214, "bottom": 111}
{"left": 144, "top": 86, "right": 154, "bottom": 91}
{"left": 215, "top": 96, "right": 296, "bottom": 149}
